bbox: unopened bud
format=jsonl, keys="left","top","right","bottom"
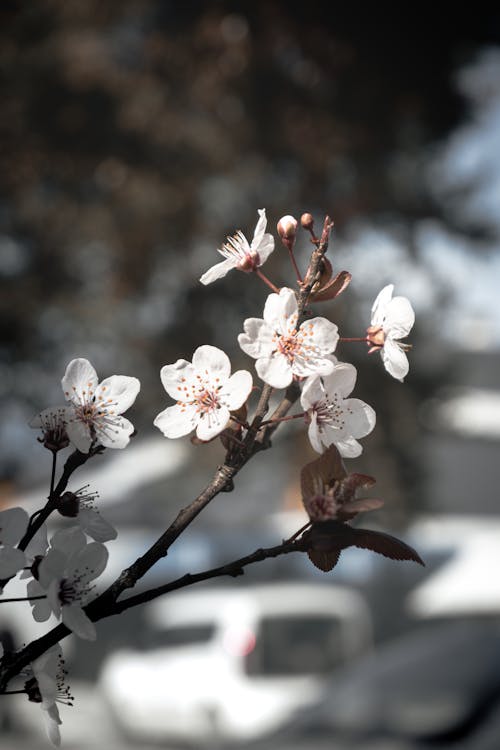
{"left": 57, "top": 491, "right": 80, "bottom": 518}
{"left": 300, "top": 213, "right": 314, "bottom": 231}
{"left": 277, "top": 215, "right": 298, "bottom": 240}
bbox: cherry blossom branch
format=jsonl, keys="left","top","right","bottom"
{"left": 19, "top": 449, "right": 93, "bottom": 553}
{"left": 0, "top": 214, "right": 335, "bottom": 690}
{"left": 0, "top": 531, "right": 308, "bottom": 689}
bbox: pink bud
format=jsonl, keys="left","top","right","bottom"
{"left": 300, "top": 213, "right": 314, "bottom": 231}
{"left": 277, "top": 215, "right": 298, "bottom": 240}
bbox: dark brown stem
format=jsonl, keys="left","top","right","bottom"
{"left": 0, "top": 595, "right": 46, "bottom": 603}
{"left": 288, "top": 248, "right": 303, "bottom": 283}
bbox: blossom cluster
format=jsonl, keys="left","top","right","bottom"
{"left": 0, "top": 209, "right": 416, "bottom": 746}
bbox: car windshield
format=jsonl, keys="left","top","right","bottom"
{"left": 142, "top": 623, "right": 216, "bottom": 650}
{"left": 246, "top": 615, "right": 343, "bottom": 676}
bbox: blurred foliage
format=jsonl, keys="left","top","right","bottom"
{"left": 0, "top": 2, "right": 498, "bottom": 514}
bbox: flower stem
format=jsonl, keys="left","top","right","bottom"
{"left": 49, "top": 450, "right": 57, "bottom": 497}
{"left": 260, "top": 412, "right": 305, "bottom": 427}
{"left": 254, "top": 269, "right": 280, "bottom": 294}
{"left": 288, "top": 249, "right": 303, "bottom": 283}
{"left": 0, "top": 595, "right": 46, "bottom": 603}
{"left": 1, "top": 690, "right": 27, "bottom": 695}
{"left": 340, "top": 336, "right": 369, "bottom": 343}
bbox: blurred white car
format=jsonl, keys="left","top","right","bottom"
{"left": 99, "top": 582, "right": 372, "bottom": 744}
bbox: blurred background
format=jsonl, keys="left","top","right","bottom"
{"left": 1, "top": 2, "right": 500, "bottom": 748}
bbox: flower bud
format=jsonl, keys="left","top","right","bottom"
{"left": 57, "top": 491, "right": 80, "bottom": 518}
{"left": 277, "top": 215, "right": 298, "bottom": 240}
{"left": 300, "top": 213, "right": 314, "bottom": 231}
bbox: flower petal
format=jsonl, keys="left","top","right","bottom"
{"left": 322, "top": 362, "right": 357, "bottom": 399}
{"left": 343, "top": 398, "right": 376, "bottom": 438}
{"left": 94, "top": 375, "right": 140, "bottom": 414}
{"left": 220, "top": 370, "right": 253, "bottom": 410}
{"left": 192, "top": 345, "right": 231, "bottom": 381}
{"left": 263, "top": 287, "right": 298, "bottom": 335}
{"left": 61, "top": 358, "right": 98, "bottom": 402}
{"left": 98, "top": 415, "right": 135, "bottom": 449}
{"left": 62, "top": 604, "right": 96, "bottom": 640}
{"left": 300, "top": 375, "right": 325, "bottom": 411}
{"left": 200, "top": 258, "right": 236, "bottom": 285}
{"left": 335, "top": 436, "right": 363, "bottom": 458}
{"left": 256, "top": 234, "right": 275, "bottom": 265}
{"left": 159, "top": 360, "right": 197, "bottom": 400}
{"left": 382, "top": 339, "right": 410, "bottom": 381}
{"left": 154, "top": 403, "right": 198, "bottom": 438}
{"left": 385, "top": 296, "right": 415, "bottom": 338}
{"left": 0, "top": 507, "right": 29, "bottom": 545}
{"left": 66, "top": 418, "right": 92, "bottom": 453}
{"left": 251, "top": 208, "right": 268, "bottom": 248}
{"left": 256, "top": 353, "right": 292, "bottom": 389}
{"left": 72, "top": 541, "right": 109, "bottom": 582}
{"left": 43, "top": 703, "right": 62, "bottom": 747}
{"left": 0, "top": 546, "right": 26, "bottom": 578}
{"left": 371, "top": 284, "right": 394, "bottom": 326}
{"left": 196, "top": 406, "right": 230, "bottom": 441}
{"left": 299, "top": 317, "right": 339, "bottom": 355}
{"left": 238, "top": 319, "right": 275, "bottom": 359}
{"left": 307, "top": 414, "right": 325, "bottom": 454}
{"left": 78, "top": 508, "right": 117, "bottom": 542}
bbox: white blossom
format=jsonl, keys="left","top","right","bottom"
{"left": 27, "top": 644, "right": 73, "bottom": 747}
{"left": 301, "top": 359, "right": 376, "bottom": 456}
{"left": 154, "top": 345, "right": 252, "bottom": 441}
{"left": 61, "top": 358, "right": 140, "bottom": 453}
{"left": 0, "top": 507, "right": 29, "bottom": 581}
{"left": 200, "top": 208, "right": 274, "bottom": 285}
{"left": 59, "top": 486, "right": 117, "bottom": 543}
{"left": 29, "top": 528, "right": 108, "bottom": 640}
{"left": 238, "top": 287, "right": 339, "bottom": 389}
{"left": 369, "top": 284, "right": 415, "bottom": 381}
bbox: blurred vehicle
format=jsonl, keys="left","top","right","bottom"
{"left": 99, "top": 581, "right": 372, "bottom": 744}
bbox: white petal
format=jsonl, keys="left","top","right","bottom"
{"left": 256, "top": 354, "right": 292, "bottom": 389}
{"left": 263, "top": 288, "right": 298, "bottom": 335}
{"left": 29, "top": 579, "right": 53, "bottom": 621}
{"left": 78, "top": 508, "right": 117, "bottom": 542}
{"left": 335, "top": 436, "right": 363, "bottom": 458}
{"left": 0, "top": 507, "right": 29, "bottom": 545}
{"left": 384, "top": 296, "right": 415, "bottom": 338}
{"left": 292, "top": 352, "right": 335, "bottom": 379}
{"left": 300, "top": 375, "right": 325, "bottom": 411}
{"left": 251, "top": 208, "right": 268, "bottom": 248}
{"left": 322, "top": 362, "right": 357, "bottom": 399}
{"left": 38, "top": 549, "right": 67, "bottom": 589}
{"left": 196, "top": 406, "right": 230, "bottom": 441}
{"left": 371, "top": 284, "right": 394, "bottom": 326}
{"left": 256, "top": 235, "right": 275, "bottom": 265}
{"left": 43, "top": 703, "right": 62, "bottom": 747}
{"left": 51, "top": 527, "right": 87, "bottom": 556}
{"left": 192, "top": 345, "right": 231, "bottom": 381}
{"left": 46, "top": 579, "right": 62, "bottom": 618}
{"left": 61, "top": 358, "right": 98, "bottom": 402}
{"left": 0, "top": 546, "right": 26, "bottom": 577}
{"left": 343, "top": 398, "right": 376, "bottom": 438}
{"left": 94, "top": 375, "right": 140, "bottom": 414}
{"left": 62, "top": 604, "right": 96, "bottom": 640}
{"left": 220, "top": 370, "right": 253, "bottom": 410}
{"left": 98, "top": 415, "right": 135, "bottom": 449}
{"left": 299, "top": 317, "right": 339, "bottom": 355}
{"left": 238, "top": 319, "right": 275, "bottom": 359}
{"left": 66, "top": 418, "right": 92, "bottom": 453}
{"left": 382, "top": 339, "right": 410, "bottom": 381}
{"left": 200, "top": 258, "right": 236, "bottom": 285}
{"left": 307, "top": 414, "right": 325, "bottom": 454}
{"left": 154, "top": 403, "right": 198, "bottom": 438}
{"left": 159, "top": 359, "right": 197, "bottom": 400}
{"left": 72, "top": 541, "right": 108, "bottom": 582}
